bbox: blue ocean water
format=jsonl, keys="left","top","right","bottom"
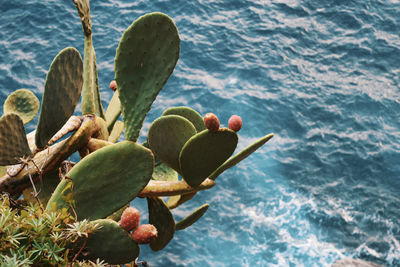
{"left": 1, "top": 0, "right": 399, "bottom": 266}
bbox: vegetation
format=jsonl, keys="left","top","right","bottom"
{"left": 0, "top": 0, "right": 273, "bottom": 265}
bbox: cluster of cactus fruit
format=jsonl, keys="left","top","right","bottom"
{"left": 0, "top": 0, "right": 274, "bottom": 265}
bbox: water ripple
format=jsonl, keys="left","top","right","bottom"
{"left": 1, "top": 0, "right": 400, "bottom": 266}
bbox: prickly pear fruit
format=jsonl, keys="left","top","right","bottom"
{"left": 228, "top": 115, "right": 242, "bottom": 132}
{"left": 109, "top": 80, "right": 117, "bottom": 91}
{"left": 120, "top": 207, "right": 140, "bottom": 232}
{"left": 132, "top": 224, "right": 158, "bottom": 244}
{"left": 203, "top": 113, "right": 219, "bottom": 132}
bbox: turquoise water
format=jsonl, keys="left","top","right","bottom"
{"left": 1, "top": 1, "right": 400, "bottom": 266}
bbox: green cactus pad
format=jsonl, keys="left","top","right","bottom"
{"left": 0, "top": 114, "right": 31, "bottom": 165}
{"left": 175, "top": 204, "right": 209, "bottom": 230}
{"left": 115, "top": 12, "right": 180, "bottom": 141}
{"left": 108, "top": 120, "right": 124, "bottom": 143}
{"left": 46, "top": 141, "right": 154, "bottom": 220}
{"left": 73, "top": 0, "right": 104, "bottom": 118}
{"left": 84, "top": 219, "right": 139, "bottom": 264}
{"left": 105, "top": 90, "right": 121, "bottom": 132}
{"left": 148, "top": 115, "right": 196, "bottom": 173}
{"left": 153, "top": 163, "right": 178, "bottom": 182}
{"left": 82, "top": 41, "right": 105, "bottom": 118}
{"left": 162, "top": 106, "right": 205, "bottom": 133}
{"left": 147, "top": 197, "right": 175, "bottom": 251}
{"left": 210, "top": 133, "right": 274, "bottom": 180}
{"left": 3, "top": 89, "right": 39, "bottom": 124}
{"left": 179, "top": 129, "right": 238, "bottom": 187}
{"left": 35, "top": 47, "right": 83, "bottom": 149}
{"left": 167, "top": 192, "right": 196, "bottom": 210}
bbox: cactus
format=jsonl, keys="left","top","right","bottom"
{"left": 115, "top": 12, "right": 180, "bottom": 141}
{"left": 83, "top": 219, "right": 140, "bottom": 264}
{"left": 147, "top": 197, "right": 175, "bottom": 251}
{"left": 0, "top": 2, "right": 276, "bottom": 265}
{"left": 153, "top": 163, "right": 178, "bottom": 182}
{"left": 22, "top": 169, "right": 61, "bottom": 206}
{"left": 108, "top": 120, "right": 124, "bottom": 143}
{"left": 179, "top": 128, "right": 238, "bottom": 187}
{"left": 105, "top": 90, "right": 121, "bottom": 132}
{"left": 162, "top": 106, "right": 206, "bottom": 133}
{"left": 139, "top": 178, "right": 215, "bottom": 197}
{"left": 73, "top": 0, "right": 105, "bottom": 118}
{"left": 0, "top": 113, "right": 31, "bottom": 165}
{"left": 148, "top": 115, "right": 196, "bottom": 173}
{"left": 175, "top": 204, "right": 209, "bottom": 231}
{"left": 35, "top": 47, "right": 83, "bottom": 149}
{"left": 3, "top": 89, "right": 39, "bottom": 124}
{"left": 167, "top": 192, "right": 196, "bottom": 209}
{"left": 209, "top": 133, "right": 274, "bottom": 180}
{"left": 46, "top": 141, "right": 154, "bottom": 220}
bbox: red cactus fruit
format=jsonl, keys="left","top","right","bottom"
{"left": 203, "top": 113, "right": 220, "bottom": 132}
{"left": 109, "top": 80, "right": 117, "bottom": 91}
{"left": 228, "top": 115, "right": 242, "bottom": 132}
{"left": 120, "top": 207, "right": 140, "bottom": 232}
{"left": 132, "top": 224, "right": 158, "bottom": 244}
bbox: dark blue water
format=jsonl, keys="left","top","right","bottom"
{"left": 1, "top": 1, "right": 400, "bottom": 266}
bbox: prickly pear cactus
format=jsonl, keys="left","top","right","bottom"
{"left": 0, "top": 3, "right": 277, "bottom": 265}
{"left": 148, "top": 115, "right": 196, "bottom": 173}
{"left": 162, "top": 106, "right": 206, "bottom": 133}
{"left": 179, "top": 128, "right": 238, "bottom": 187}
{"left": 175, "top": 204, "right": 209, "bottom": 231}
{"left": 47, "top": 141, "right": 154, "bottom": 220}
{"left": 83, "top": 219, "right": 140, "bottom": 264}
{"left": 3, "top": 89, "right": 39, "bottom": 124}
{"left": 105, "top": 90, "right": 121, "bottom": 131}
{"left": 0, "top": 113, "right": 32, "bottom": 165}
{"left": 35, "top": 47, "right": 83, "bottom": 149}
{"left": 115, "top": 12, "right": 180, "bottom": 141}
{"left": 147, "top": 197, "right": 175, "bottom": 251}
{"left": 209, "top": 133, "right": 274, "bottom": 180}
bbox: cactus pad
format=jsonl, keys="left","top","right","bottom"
{"left": 148, "top": 115, "right": 196, "bottom": 173}
{"left": 0, "top": 114, "right": 31, "bottom": 165}
{"left": 210, "top": 133, "right": 274, "bottom": 180}
{"left": 46, "top": 141, "right": 154, "bottom": 220}
{"left": 35, "top": 47, "right": 83, "bottom": 149}
{"left": 115, "top": 12, "right": 180, "bottom": 141}
{"left": 175, "top": 204, "right": 209, "bottom": 230}
{"left": 105, "top": 90, "right": 121, "bottom": 132}
{"left": 147, "top": 197, "right": 175, "bottom": 251}
{"left": 162, "top": 106, "right": 205, "bottom": 132}
{"left": 167, "top": 192, "right": 196, "bottom": 210}
{"left": 179, "top": 129, "right": 238, "bottom": 187}
{"left": 3, "top": 89, "right": 39, "bottom": 124}
{"left": 153, "top": 163, "right": 178, "bottom": 182}
{"left": 84, "top": 219, "right": 140, "bottom": 264}
{"left": 108, "top": 120, "right": 124, "bottom": 143}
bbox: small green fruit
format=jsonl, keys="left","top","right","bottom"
{"left": 203, "top": 113, "right": 219, "bottom": 132}
{"left": 120, "top": 207, "right": 140, "bottom": 232}
{"left": 132, "top": 224, "right": 158, "bottom": 244}
{"left": 228, "top": 115, "right": 242, "bottom": 132}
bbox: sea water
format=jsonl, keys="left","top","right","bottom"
{"left": 1, "top": 1, "right": 399, "bottom": 266}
